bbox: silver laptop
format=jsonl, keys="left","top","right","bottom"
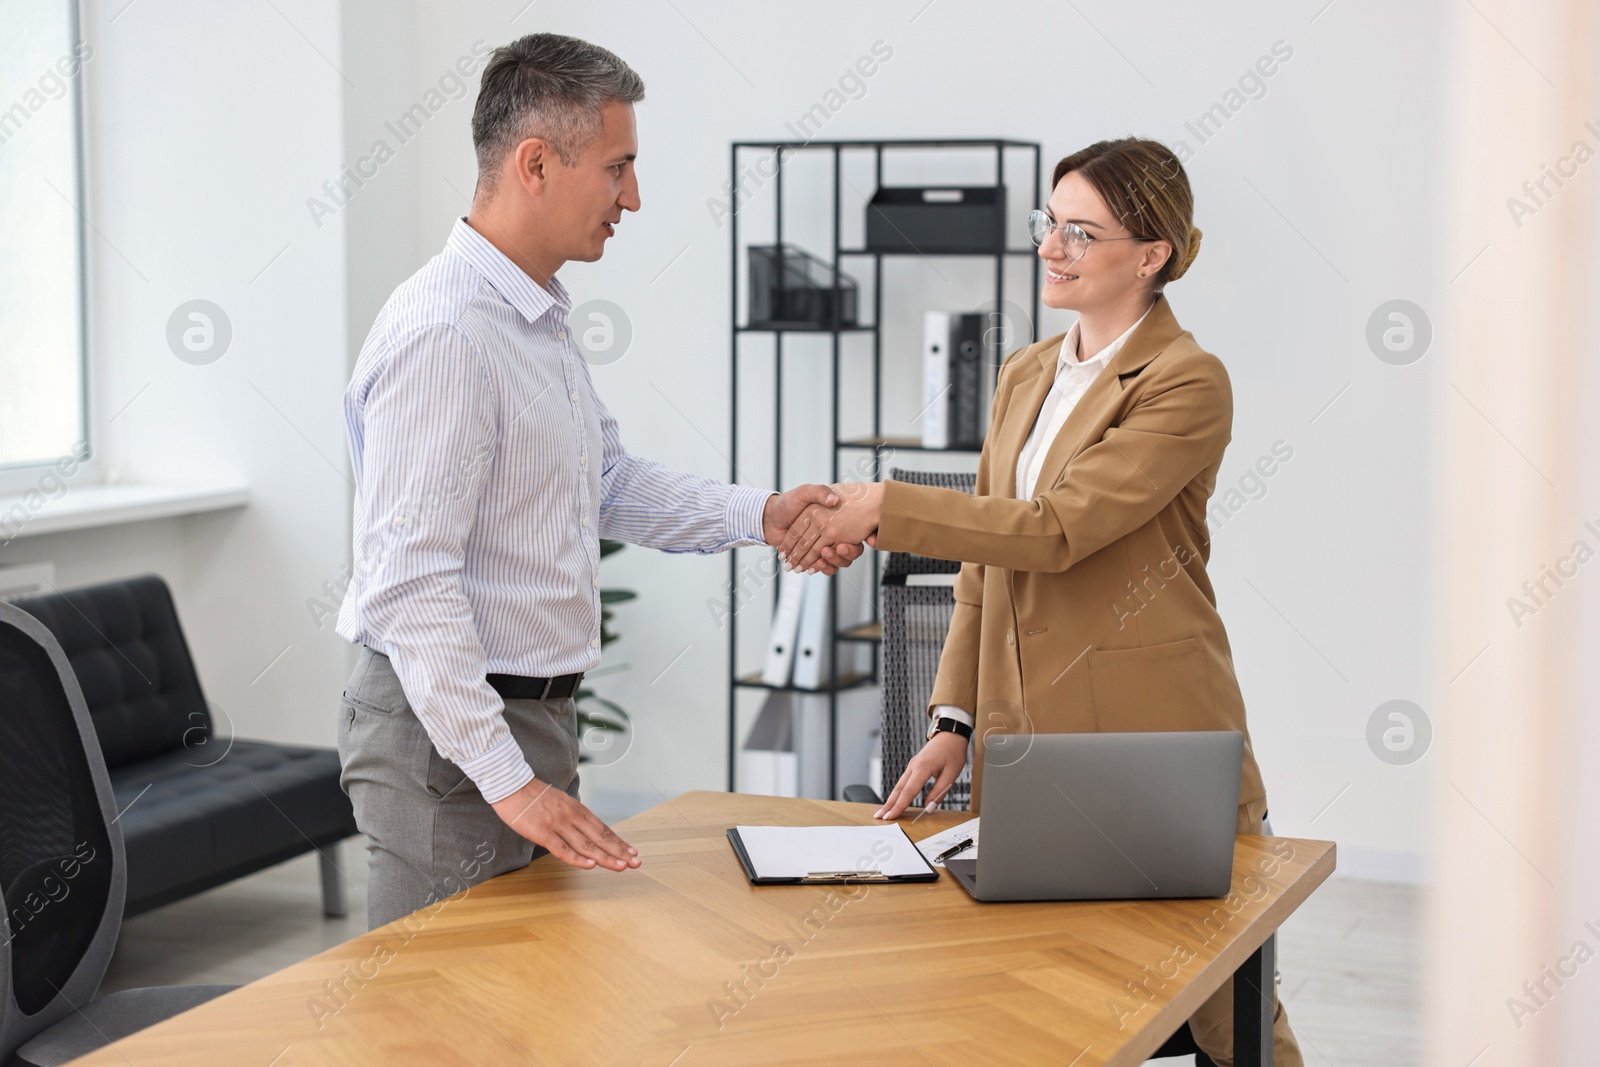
{"left": 944, "top": 731, "right": 1244, "bottom": 902}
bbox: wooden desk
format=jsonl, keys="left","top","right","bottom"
{"left": 69, "top": 791, "right": 1334, "bottom": 1066}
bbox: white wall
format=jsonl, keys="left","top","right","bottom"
{"left": 328, "top": 0, "right": 1450, "bottom": 868}
{"left": 5, "top": 0, "right": 1453, "bottom": 875}
{"left": 1, "top": 0, "right": 355, "bottom": 749}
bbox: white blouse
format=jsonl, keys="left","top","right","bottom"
{"left": 1013, "top": 306, "right": 1151, "bottom": 499}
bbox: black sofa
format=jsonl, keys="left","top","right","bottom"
{"left": 14, "top": 575, "right": 357, "bottom": 918}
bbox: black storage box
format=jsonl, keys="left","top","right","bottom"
{"left": 747, "top": 244, "right": 859, "bottom": 328}
{"left": 865, "top": 186, "right": 1007, "bottom": 254}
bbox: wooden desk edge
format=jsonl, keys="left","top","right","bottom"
{"left": 1112, "top": 838, "right": 1338, "bottom": 1065}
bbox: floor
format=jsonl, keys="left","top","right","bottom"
{"left": 102, "top": 841, "right": 1421, "bottom": 1065}
{"left": 100, "top": 840, "right": 374, "bottom": 993}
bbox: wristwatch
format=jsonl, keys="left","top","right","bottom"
{"left": 927, "top": 714, "right": 974, "bottom": 741}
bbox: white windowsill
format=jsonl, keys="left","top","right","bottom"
{"left": 0, "top": 482, "right": 250, "bottom": 539}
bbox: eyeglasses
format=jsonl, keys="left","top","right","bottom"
{"left": 1027, "top": 209, "right": 1152, "bottom": 266}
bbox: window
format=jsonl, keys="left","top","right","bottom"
{"left": 0, "top": 0, "right": 90, "bottom": 489}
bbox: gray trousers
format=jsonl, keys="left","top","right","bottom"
{"left": 336, "top": 647, "right": 581, "bottom": 930}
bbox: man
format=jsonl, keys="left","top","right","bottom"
{"left": 335, "top": 32, "right": 860, "bottom": 929}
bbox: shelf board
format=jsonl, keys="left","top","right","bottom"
{"left": 733, "top": 138, "right": 1041, "bottom": 151}
{"left": 736, "top": 324, "right": 875, "bottom": 334}
{"left": 836, "top": 247, "right": 1038, "bottom": 257}
{"left": 838, "top": 621, "right": 882, "bottom": 643}
{"left": 837, "top": 435, "right": 983, "bottom": 454}
{"left": 734, "top": 670, "right": 876, "bottom": 693}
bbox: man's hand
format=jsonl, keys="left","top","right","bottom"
{"left": 764, "top": 485, "right": 865, "bottom": 575}
{"left": 491, "top": 777, "right": 641, "bottom": 872}
{"left": 777, "top": 481, "right": 885, "bottom": 573}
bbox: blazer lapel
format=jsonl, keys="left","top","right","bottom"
{"left": 1000, "top": 334, "right": 1067, "bottom": 500}
{"left": 1027, "top": 295, "right": 1186, "bottom": 495}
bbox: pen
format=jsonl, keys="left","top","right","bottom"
{"left": 935, "top": 837, "right": 974, "bottom": 863}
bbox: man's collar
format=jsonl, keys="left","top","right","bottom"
{"left": 445, "top": 217, "right": 570, "bottom": 325}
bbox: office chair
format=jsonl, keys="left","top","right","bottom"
{"left": 841, "top": 468, "right": 975, "bottom": 810}
{"left": 0, "top": 602, "right": 233, "bottom": 1067}
{"left": 837, "top": 474, "right": 1217, "bottom": 1065}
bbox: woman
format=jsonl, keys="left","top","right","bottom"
{"left": 778, "top": 137, "right": 1303, "bottom": 1066}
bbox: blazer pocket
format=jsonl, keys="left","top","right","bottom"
{"left": 1087, "top": 636, "right": 1219, "bottom": 734}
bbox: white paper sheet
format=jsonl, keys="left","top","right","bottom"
{"left": 732, "top": 824, "right": 933, "bottom": 879}
{"left": 914, "top": 817, "right": 980, "bottom": 867}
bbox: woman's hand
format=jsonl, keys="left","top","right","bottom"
{"left": 762, "top": 484, "right": 864, "bottom": 575}
{"left": 873, "top": 730, "right": 969, "bottom": 820}
{"left": 778, "top": 481, "right": 885, "bottom": 572}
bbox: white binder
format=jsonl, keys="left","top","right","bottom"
{"left": 761, "top": 567, "right": 807, "bottom": 686}
{"left": 790, "top": 572, "right": 832, "bottom": 689}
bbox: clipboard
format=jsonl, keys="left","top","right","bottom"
{"left": 726, "top": 824, "right": 939, "bottom": 884}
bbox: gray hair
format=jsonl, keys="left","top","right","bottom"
{"left": 471, "top": 33, "right": 644, "bottom": 190}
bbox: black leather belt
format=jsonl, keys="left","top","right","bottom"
{"left": 487, "top": 672, "right": 584, "bottom": 701}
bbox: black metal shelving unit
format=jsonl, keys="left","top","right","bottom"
{"left": 727, "top": 138, "right": 1043, "bottom": 797}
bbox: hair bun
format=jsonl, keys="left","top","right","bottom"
{"left": 1167, "top": 226, "right": 1202, "bottom": 282}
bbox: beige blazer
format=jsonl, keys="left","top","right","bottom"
{"left": 876, "top": 294, "right": 1266, "bottom": 810}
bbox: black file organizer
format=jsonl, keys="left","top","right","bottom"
{"left": 866, "top": 186, "right": 1008, "bottom": 254}
{"left": 747, "top": 244, "right": 859, "bottom": 328}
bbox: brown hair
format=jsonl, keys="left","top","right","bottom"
{"left": 1051, "top": 137, "right": 1201, "bottom": 286}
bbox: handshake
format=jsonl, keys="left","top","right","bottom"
{"left": 762, "top": 482, "right": 887, "bottom": 574}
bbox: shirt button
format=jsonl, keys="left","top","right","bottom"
{"left": 556, "top": 329, "right": 567, "bottom": 341}
{"left": 1005, "top": 629, "right": 1015, "bottom": 646}
{"left": 580, "top": 516, "right": 589, "bottom": 527}
{"left": 589, "top": 638, "right": 600, "bottom": 649}
{"left": 569, "top": 391, "right": 580, "bottom": 403}
{"left": 592, "top": 576, "right": 600, "bottom": 588}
